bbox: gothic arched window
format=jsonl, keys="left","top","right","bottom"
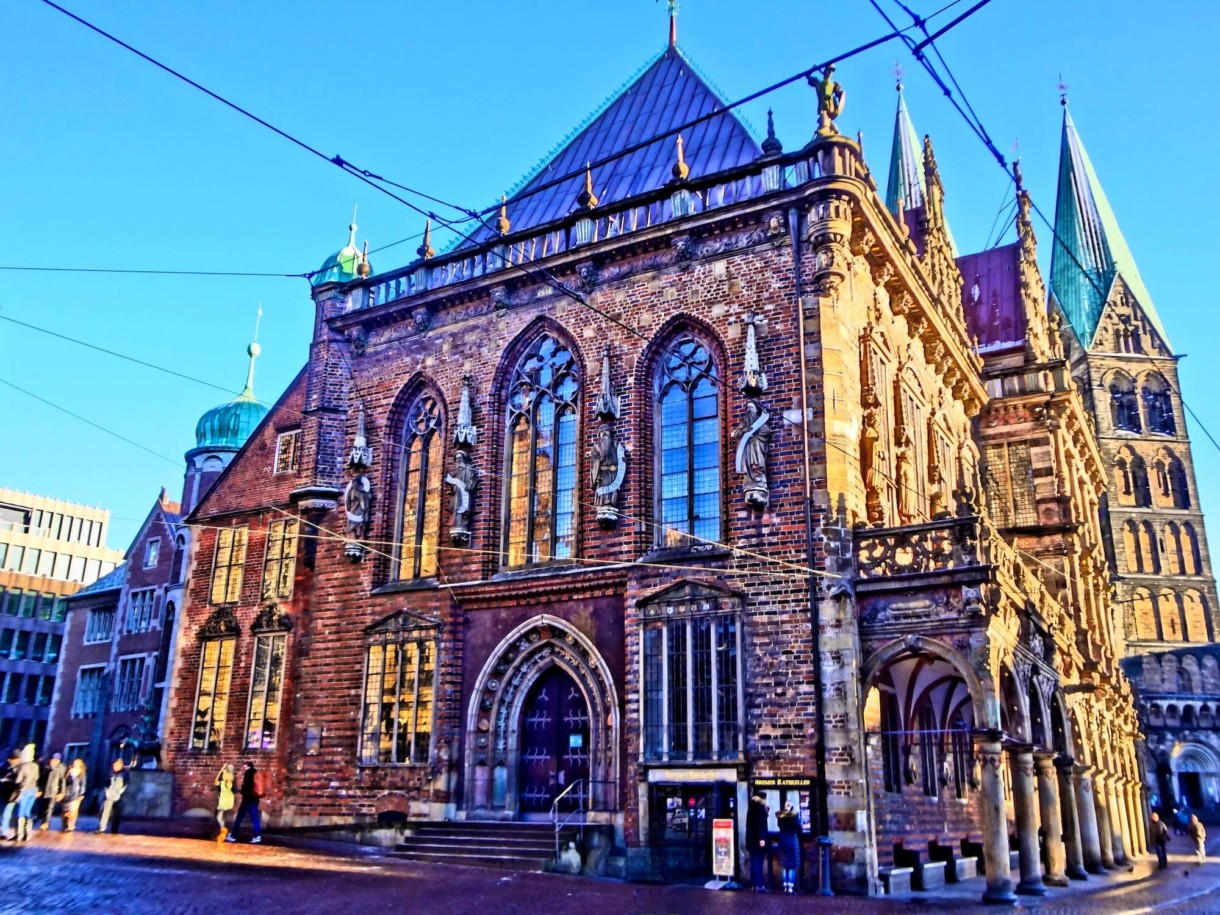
{"left": 504, "top": 335, "right": 579, "bottom": 567}
{"left": 1110, "top": 375, "right": 1141, "bottom": 433}
{"left": 1169, "top": 455, "right": 1191, "bottom": 509}
{"left": 1129, "top": 453, "right": 1151, "bottom": 507}
{"left": 655, "top": 335, "right": 721, "bottom": 548}
{"left": 1142, "top": 378, "right": 1176, "bottom": 435}
{"left": 397, "top": 394, "right": 444, "bottom": 580}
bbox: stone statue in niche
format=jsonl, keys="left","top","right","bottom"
{"left": 734, "top": 399, "right": 772, "bottom": 510}
{"left": 343, "top": 475, "right": 371, "bottom": 561}
{"left": 860, "top": 405, "right": 887, "bottom": 525}
{"left": 591, "top": 423, "right": 625, "bottom": 527}
{"left": 446, "top": 449, "right": 480, "bottom": 545}
{"left": 896, "top": 443, "right": 917, "bottom": 523}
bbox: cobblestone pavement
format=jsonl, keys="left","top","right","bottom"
{"left": 2, "top": 825, "right": 1220, "bottom": 915}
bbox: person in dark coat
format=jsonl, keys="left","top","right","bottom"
{"left": 1151, "top": 812, "right": 1170, "bottom": 869}
{"left": 97, "top": 759, "right": 129, "bottom": 834}
{"left": 39, "top": 754, "right": 66, "bottom": 831}
{"left": 745, "top": 794, "right": 770, "bottom": 893}
{"left": 776, "top": 802, "right": 801, "bottom": 894}
{"left": 0, "top": 750, "right": 20, "bottom": 840}
{"left": 225, "top": 761, "right": 264, "bottom": 844}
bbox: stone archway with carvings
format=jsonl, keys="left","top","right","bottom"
{"left": 464, "top": 615, "right": 619, "bottom": 815}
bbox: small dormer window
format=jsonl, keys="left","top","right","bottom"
{"left": 275, "top": 430, "right": 301, "bottom": 474}
{"left": 144, "top": 538, "right": 161, "bottom": 569}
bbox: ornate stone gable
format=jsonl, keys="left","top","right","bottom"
{"left": 636, "top": 579, "right": 745, "bottom": 620}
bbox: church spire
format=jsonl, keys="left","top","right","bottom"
{"left": 885, "top": 78, "right": 925, "bottom": 215}
{"left": 1049, "top": 105, "right": 1170, "bottom": 348}
{"left": 242, "top": 304, "right": 262, "bottom": 398}
{"left": 667, "top": 0, "right": 678, "bottom": 48}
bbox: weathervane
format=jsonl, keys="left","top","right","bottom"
{"left": 1058, "top": 74, "right": 1069, "bottom": 106}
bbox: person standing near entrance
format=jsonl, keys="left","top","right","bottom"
{"left": 1151, "top": 812, "right": 1170, "bottom": 870}
{"left": 40, "top": 754, "right": 66, "bottom": 831}
{"left": 1188, "top": 814, "right": 1207, "bottom": 864}
{"left": 746, "top": 794, "right": 770, "bottom": 893}
{"left": 776, "top": 802, "right": 801, "bottom": 894}
{"left": 225, "top": 760, "right": 264, "bottom": 844}
{"left": 13, "top": 744, "right": 40, "bottom": 842}
{"left": 97, "top": 759, "right": 129, "bottom": 834}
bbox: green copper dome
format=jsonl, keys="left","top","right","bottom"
{"left": 311, "top": 215, "right": 370, "bottom": 287}
{"left": 194, "top": 342, "right": 269, "bottom": 449}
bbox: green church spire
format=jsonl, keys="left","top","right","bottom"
{"left": 885, "top": 79, "right": 924, "bottom": 216}
{"left": 1049, "top": 104, "right": 1170, "bottom": 349}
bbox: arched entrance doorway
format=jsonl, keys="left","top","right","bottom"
{"left": 465, "top": 615, "right": 619, "bottom": 817}
{"left": 1173, "top": 743, "right": 1220, "bottom": 812}
{"left": 518, "top": 666, "right": 591, "bottom": 812}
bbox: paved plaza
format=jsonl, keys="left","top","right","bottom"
{"left": 1, "top": 821, "right": 1220, "bottom": 914}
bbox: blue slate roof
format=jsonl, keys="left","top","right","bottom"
{"left": 463, "top": 45, "right": 762, "bottom": 246}
{"left": 67, "top": 563, "right": 126, "bottom": 601}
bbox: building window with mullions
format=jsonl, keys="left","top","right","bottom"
{"left": 358, "top": 611, "right": 437, "bottom": 766}
{"left": 244, "top": 630, "right": 288, "bottom": 751}
{"left": 503, "top": 334, "right": 579, "bottom": 567}
{"left": 209, "top": 528, "right": 248, "bottom": 605}
{"left": 261, "top": 519, "right": 299, "bottom": 600}
{"left": 397, "top": 393, "right": 444, "bottom": 580}
{"left": 655, "top": 335, "right": 721, "bottom": 550}
{"left": 641, "top": 591, "right": 742, "bottom": 763}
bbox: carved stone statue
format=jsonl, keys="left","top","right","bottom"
{"left": 446, "top": 449, "right": 480, "bottom": 545}
{"left": 807, "top": 64, "right": 845, "bottom": 137}
{"left": 861, "top": 406, "right": 887, "bottom": 525}
{"left": 591, "top": 423, "right": 626, "bottom": 526}
{"left": 343, "top": 474, "right": 371, "bottom": 561}
{"left": 734, "top": 399, "right": 772, "bottom": 510}
{"left": 896, "top": 444, "right": 917, "bottom": 523}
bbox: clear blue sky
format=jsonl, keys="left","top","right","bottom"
{"left": 3, "top": 0, "right": 1218, "bottom": 552}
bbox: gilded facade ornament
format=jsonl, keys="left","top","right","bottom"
{"left": 808, "top": 64, "right": 846, "bottom": 137}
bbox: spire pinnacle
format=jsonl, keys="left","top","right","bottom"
{"left": 667, "top": 0, "right": 678, "bottom": 48}
{"left": 1058, "top": 73, "right": 1069, "bottom": 107}
{"left": 347, "top": 204, "right": 359, "bottom": 249}
{"left": 496, "top": 195, "right": 512, "bottom": 236}
{"left": 243, "top": 306, "right": 262, "bottom": 397}
{"left": 576, "top": 163, "right": 599, "bottom": 209}
{"left": 672, "top": 133, "right": 690, "bottom": 180}
{"left": 886, "top": 80, "right": 925, "bottom": 215}
{"left": 417, "top": 218, "right": 435, "bottom": 260}
{"left": 761, "top": 109, "right": 783, "bottom": 155}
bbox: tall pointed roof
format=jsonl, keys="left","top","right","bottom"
{"left": 462, "top": 45, "right": 761, "bottom": 246}
{"left": 885, "top": 83, "right": 925, "bottom": 215}
{"left": 1049, "top": 106, "right": 1169, "bottom": 348}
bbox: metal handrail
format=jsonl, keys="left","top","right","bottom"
{"left": 551, "top": 779, "right": 589, "bottom": 860}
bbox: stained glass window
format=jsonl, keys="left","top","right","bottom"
{"left": 504, "top": 335, "right": 579, "bottom": 566}
{"left": 656, "top": 336, "right": 720, "bottom": 548}
{"left": 398, "top": 395, "right": 444, "bottom": 579}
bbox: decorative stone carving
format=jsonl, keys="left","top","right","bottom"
{"left": 860, "top": 401, "right": 888, "bottom": 525}
{"left": 739, "top": 314, "right": 768, "bottom": 396}
{"left": 198, "top": 606, "right": 239, "bottom": 639}
{"left": 251, "top": 602, "right": 292, "bottom": 633}
{"left": 591, "top": 346, "right": 625, "bottom": 528}
{"left": 807, "top": 195, "right": 852, "bottom": 297}
{"left": 734, "top": 399, "right": 772, "bottom": 510}
{"left": 343, "top": 474, "right": 371, "bottom": 561}
{"left": 349, "top": 404, "right": 373, "bottom": 469}
{"left": 453, "top": 374, "right": 478, "bottom": 447}
{"left": 446, "top": 449, "right": 480, "bottom": 545}
{"left": 807, "top": 64, "right": 846, "bottom": 137}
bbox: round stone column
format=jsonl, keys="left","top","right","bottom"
{"left": 975, "top": 731, "right": 1017, "bottom": 904}
{"left": 1034, "top": 752, "right": 1068, "bottom": 886}
{"left": 1056, "top": 756, "right": 1088, "bottom": 880}
{"left": 1092, "top": 772, "right": 1117, "bottom": 869}
{"left": 1009, "top": 744, "right": 1047, "bottom": 895}
{"left": 1074, "top": 765, "right": 1106, "bottom": 874}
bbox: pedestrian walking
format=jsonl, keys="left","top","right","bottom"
{"left": 776, "top": 802, "right": 801, "bottom": 894}
{"left": 0, "top": 750, "right": 20, "bottom": 840}
{"left": 225, "top": 761, "right": 264, "bottom": 844}
{"left": 40, "top": 754, "right": 66, "bottom": 831}
{"left": 13, "top": 744, "right": 40, "bottom": 842}
{"left": 62, "top": 759, "right": 87, "bottom": 832}
{"left": 214, "top": 763, "right": 235, "bottom": 841}
{"left": 97, "top": 759, "right": 129, "bottom": 834}
{"left": 1176, "top": 808, "right": 1190, "bottom": 837}
{"left": 1188, "top": 814, "right": 1207, "bottom": 865}
{"left": 745, "top": 794, "right": 770, "bottom": 893}
{"left": 1151, "top": 812, "right": 1170, "bottom": 870}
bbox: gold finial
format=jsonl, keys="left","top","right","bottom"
{"left": 576, "top": 163, "right": 599, "bottom": 209}
{"left": 808, "top": 64, "right": 846, "bottom": 138}
{"left": 672, "top": 133, "right": 690, "bottom": 180}
{"left": 496, "top": 195, "right": 511, "bottom": 235}
{"left": 357, "top": 240, "right": 371, "bottom": 277}
{"left": 417, "top": 218, "right": 435, "bottom": 260}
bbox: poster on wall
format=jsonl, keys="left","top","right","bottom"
{"left": 752, "top": 777, "right": 816, "bottom": 836}
{"left": 712, "top": 818, "right": 735, "bottom": 879}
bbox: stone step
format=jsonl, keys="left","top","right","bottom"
{"left": 398, "top": 837, "right": 557, "bottom": 854}
{"left": 388, "top": 849, "right": 551, "bottom": 871}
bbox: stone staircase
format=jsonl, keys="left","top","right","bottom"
{"left": 389, "top": 821, "right": 579, "bottom": 871}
